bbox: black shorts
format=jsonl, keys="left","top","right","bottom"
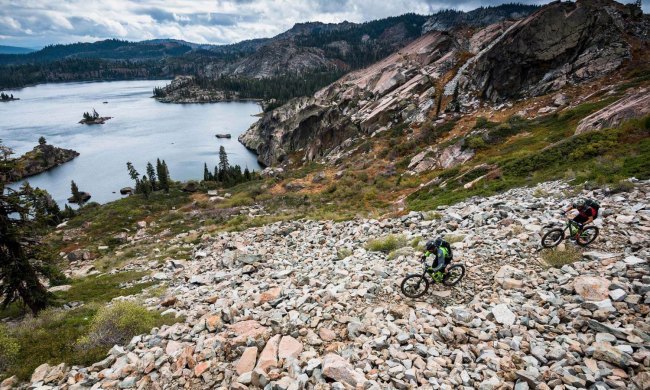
{"left": 573, "top": 215, "right": 589, "bottom": 224}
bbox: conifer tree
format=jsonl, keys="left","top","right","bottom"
{"left": 141, "top": 175, "right": 152, "bottom": 199}
{"left": 70, "top": 180, "right": 83, "bottom": 205}
{"left": 38, "top": 136, "right": 47, "bottom": 146}
{"left": 146, "top": 162, "right": 157, "bottom": 190}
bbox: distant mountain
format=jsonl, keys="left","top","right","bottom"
{"left": 0, "top": 4, "right": 541, "bottom": 91}
{"left": 0, "top": 45, "right": 36, "bottom": 55}
{"left": 0, "top": 39, "right": 192, "bottom": 65}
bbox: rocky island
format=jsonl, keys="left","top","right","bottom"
{"left": 0, "top": 92, "right": 19, "bottom": 102}
{"left": 1, "top": 137, "right": 79, "bottom": 182}
{"left": 153, "top": 76, "right": 239, "bottom": 103}
{"left": 79, "top": 109, "right": 112, "bottom": 125}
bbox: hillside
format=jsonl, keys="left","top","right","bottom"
{"left": 0, "top": 46, "right": 35, "bottom": 55}
{"left": 8, "top": 179, "right": 650, "bottom": 389}
{"left": 0, "top": 4, "right": 539, "bottom": 94}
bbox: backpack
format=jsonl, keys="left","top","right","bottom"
{"left": 584, "top": 198, "right": 600, "bottom": 219}
{"left": 439, "top": 240, "right": 453, "bottom": 261}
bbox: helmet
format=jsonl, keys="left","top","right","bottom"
{"left": 425, "top": 237, "right": 444, "bottom": 252}
{"left": 574, "top": 198, "right": 586, "bottom": 209}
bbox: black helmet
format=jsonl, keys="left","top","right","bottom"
{"left": 425, "top": 237, "right": 444, "bottom": 251}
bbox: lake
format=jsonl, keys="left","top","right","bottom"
{"left": 0, "top": 80, "right": 262, "bottom": 205}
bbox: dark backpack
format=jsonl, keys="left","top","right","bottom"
{"left": 584, "top": 198, "right": 600, "bottom": 219}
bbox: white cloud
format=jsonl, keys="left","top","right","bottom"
{"left": 0, "top": 0, "right": 645, "bottom": 48}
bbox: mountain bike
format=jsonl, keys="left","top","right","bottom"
{"left": 541, "top": 219, "right": 599, "bottom": 248}
{"left": 400, "top": 256, "right": 465, "bottom": 298}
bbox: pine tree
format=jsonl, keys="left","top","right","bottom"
{"left": 146, "top": 162, "right": 157, "bottom": 190}
{"left": 204, "top": 163, "right": 210, "bottom": 181}
{"left": 126, "top": 162, "right": 139, "bottom": 181}
{"left": 38, "top": 136, "right": 47, "bottom": 146}
{"left": 0, "top": 151, "right": 60, "bottom": 314}
{"left": 141, "top": 175, "right": 152, "bottom": 200}
{"left": 244, "top": 167, "right": 251, "bottom": 181}
{"left": 70, "top": 180, "right": 83, "bottom": 205}
{"left": 218, "top": 146, "right": 229, "bottom": 172}
{"left": 158, "top": 160, "right": 170, "bottom": 193}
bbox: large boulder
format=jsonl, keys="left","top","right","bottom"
{"left": 574, "top": 276, "right": 611, "bottom": 301}
{"left": 322, "top": 353, "right": 367, "bottom": 388}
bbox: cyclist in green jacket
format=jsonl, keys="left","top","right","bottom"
{"left": 424, "top": 237, "right": 452, "bottom": 273}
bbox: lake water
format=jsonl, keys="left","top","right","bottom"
{"left": 0, "top": 80, "right": 262, "bottom": 205}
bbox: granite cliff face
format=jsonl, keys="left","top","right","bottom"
{"left": 454, "top": 0, "right": 648, "bottom": 102}
{"left": 240, "top": 0, "right": 649, "bottom": 167}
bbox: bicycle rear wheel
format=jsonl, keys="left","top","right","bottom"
{"left": 576, "top": 226, "right": 599, "bottom": 246}
{"left": 401, "top": 274, "right": 429, "bottom": 298}
{"left": 541, "top": 228, "right": 564, "bottom": 248}
{"left": 442, "top": 264, "right": 465, "bottom": 286}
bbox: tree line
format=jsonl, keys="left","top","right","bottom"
{"left": 203, "top": 146, "right": 259, "bottom": 187}
{"left": 126, "top": 159, "right": 171, "bottom": 199}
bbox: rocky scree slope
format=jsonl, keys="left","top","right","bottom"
{"left": 239, "top": 0, "right": 649, "bottom": 167}
{"left": 21, "top": 179, "right": 650, "bottom": 389}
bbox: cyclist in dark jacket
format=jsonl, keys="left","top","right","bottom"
{"left": 565, "top": 199, "right": 596, "bottom": 228}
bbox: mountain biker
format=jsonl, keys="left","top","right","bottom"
{"left": 424, "top": 237, "right": 452, "bottom": 273}
{"left": 564, "top": 198, "right": 597, "bottom": 233}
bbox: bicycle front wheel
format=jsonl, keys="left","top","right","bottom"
{"left": 401, "top": 274, "right": 429, "bottom": 298}
{"left": 576, "top": 226, "right": 599, "bottom": 246}
{"left": 541, "top": 228, "right": 564, "bottom": 248}
{"left": 442, "top": 264, "right": 465, "bottom": 286}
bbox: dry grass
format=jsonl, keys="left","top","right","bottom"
{"left": 540, "top": 246, "right": 582, "bottom": 268}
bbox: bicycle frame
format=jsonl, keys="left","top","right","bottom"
{"left": 419, "top": 256, "right": 445, "bottom": 283}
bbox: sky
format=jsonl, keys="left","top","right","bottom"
{"left": 0, "top": 0, "right": 646, "bottom": 49}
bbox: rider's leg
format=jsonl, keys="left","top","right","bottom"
{"left": 431, "top": 249, "right": 445, "bottom": 272}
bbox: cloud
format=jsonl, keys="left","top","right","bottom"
{"left": 0, "top": 0, "right": 646, "bottom": 48}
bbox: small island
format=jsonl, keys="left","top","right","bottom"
{"left": 153, "top": 75, "right": 237, "bottom": 103}
{"left": 79, "top": 109, "right": 112, "bottom": 125}
{"left": 1, "top": 137, "right": 79, "bottom": 182}
{"left": 215, "top": 133, "right": 232, "bottom": 139}
{"left": 0, "top": 92, "right": 19, "bottom": 102}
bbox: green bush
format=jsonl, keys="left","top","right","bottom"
{"left": 366, "top": 235, "right": 408, "bottom": 253}
{"left": 0, "top": 325, "right": 20, "bottom": 372}
{"left": 466, "top": 135, "right": 487, "bottom": 150}
{"left": 77, "top": 301, "right": 168, "bottom": 351}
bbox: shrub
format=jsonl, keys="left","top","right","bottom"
{"left": 337, "top": 248, "right": 352, "bottom": 260}
{"left": 609, "top": 179, "right": 635, "bottom": 194}
{"left": 366, "top": 235, "right": 408, "bottom": 253}
{"left": 466, "top": 135, "right": 486, "bottom": 150}
{"left": 77, "top": 301, "right": 168, "bottom": 351}
{"left": 540, "top": 246, "right": 581, "bottom": 268}
{"left": 0, "top": 325, "right": 20, "bottom": 372}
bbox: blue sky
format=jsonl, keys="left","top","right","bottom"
{"left": 0, "top": 0, "right": 645, "bottom": 48}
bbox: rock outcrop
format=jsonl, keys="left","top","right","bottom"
{"left": 576, "top": 87, "right": 650, "bottom": 134}
{"left": 3, "top": 143, "right": 79, "bottom": 182}
{"left": 240, "top": 30, "right": 467, "bottom": 165}
{"left": 456, "top": 0, "right": 647, "bottom": 102}
{"left": 240, "top": 0, "right": 648, "bottom": 167}
{"left": 25, "top": 178, "right": 650, "bottom": 389}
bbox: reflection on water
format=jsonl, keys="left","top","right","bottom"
{"left": 0, "top": 80, "right": 262, "bottom": 205}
